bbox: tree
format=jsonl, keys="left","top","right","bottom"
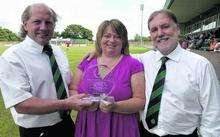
{"left": 53, "top": 31, "right": 60, "bottom": 38}
{"left": 0, "top": 27, "right": 21, "bottom": 41}
{"left": 134, "top": 34, "right": 150, "bottom": 42}
{"left": 60, "top": 24, "right": 93, "bottom": 41}
{"left": 81, "top": 28, "right": 93, "bottom": 41}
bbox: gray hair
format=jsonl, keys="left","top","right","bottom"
{"left": 19, "top": 3, "right": 58, "bottom": 38}
{"left": 148, "top": 9, "right": 178, "bottom": 30}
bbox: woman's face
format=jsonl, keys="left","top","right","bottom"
{"left": 100, "top": 25, "right": 123, "bottom": 57}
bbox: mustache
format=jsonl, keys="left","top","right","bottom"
{"left": 157, "top": 35, "right": 168, "bottom": 42}
{"left": 36, "top": 31, "right": 50, "bottom": 35}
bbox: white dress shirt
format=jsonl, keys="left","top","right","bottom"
{"left": 0, "top": 36, "right": 72, "bottom": 128}
{"left": 137, "top": 45, "right": 220, "bottom": 136}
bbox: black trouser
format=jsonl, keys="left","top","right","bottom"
{"left": 139, "top": 122, "right": 198, "bottom": 137}
{"left": 19, "top": 115, "right": 74, "bottom": 137}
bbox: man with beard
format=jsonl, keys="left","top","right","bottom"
{"left": 138, "top": 9, "right": 220, "bottom": 137}
{"left": 79, "top": 9, "right": 220, "bottom": 137}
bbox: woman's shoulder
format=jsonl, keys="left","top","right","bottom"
{"left": 123, "top": 55, "right": 144, "bottom": 73}
{"left": 123, "top": 55, "right": 143, "bottom": 65}
{"left": 77, "top": 57, "right": 97, "bottom": 71}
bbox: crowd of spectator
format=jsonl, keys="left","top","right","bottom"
{"left": 179, "top": 28, "right": 220, "bottom": 52}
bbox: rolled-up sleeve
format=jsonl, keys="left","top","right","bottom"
{"left": 0, "top": 57, "right": 32, "bottom": 109}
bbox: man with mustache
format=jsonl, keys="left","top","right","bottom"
{"left": 78, "top": 9, "right": 220, "bottom": 137}
{"left": 0, "top": 3, "right": 90, "bottom": 137}
{"left": 138, "top": 9, "right": 220, "bottom": 137}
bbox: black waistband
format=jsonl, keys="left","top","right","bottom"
{"left": 19, "top": 114, "right": 72, "bottom": 131}
{"left": 162, "top": 129, "right": 198, "bottom": 137}
{"left": 139, "top": 122, "right": 198, "bottom": 137}
{"left": 19, "top": 115, "right": 74, "bottom": 137}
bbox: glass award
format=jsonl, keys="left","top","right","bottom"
{"left": 82, "top": 64, "right": 115, "bottom": 103}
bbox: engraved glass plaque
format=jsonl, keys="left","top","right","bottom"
{"left": 82, "top": 64, "right": 114, "bottom": 103}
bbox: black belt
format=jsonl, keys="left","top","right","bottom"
{"left": 143, "top": 129, "right": 197, "bottom": 137}
{"left": 162, "top": 129, "right": 198, "bottom": 137}
{"left": 139, "top": 122, "right": 198, "bottom": 137}
{"left": 19, "top": 115, "right": 74, "bottom": 137}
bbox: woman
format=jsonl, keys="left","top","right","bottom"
{"left": 72, "top": 19, "right": 145, "bottom": 137}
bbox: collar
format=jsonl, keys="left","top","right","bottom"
{"left": 155, "top": 44, "right": 182, "bottom": 63}
{"left": 22, "top": 36, "right": 45, "bottom": 54}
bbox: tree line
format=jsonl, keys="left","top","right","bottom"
{"left": 0, "top": 27, "right": 21, "bottom": 41}
{"left": 57, "top": 24, "right": 93, "bottom": 41}
{"left": 0, "top": 24, "right": 93, "bottom": 42}
{"left": 0, "top": 25, "right": 150, "bottom": 42}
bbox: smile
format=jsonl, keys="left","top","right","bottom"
{"left": 107, "top": 44, "right": 117, "bottom": 48}
{"left": 157, "top": 37, "right": 169, "bottom": 43}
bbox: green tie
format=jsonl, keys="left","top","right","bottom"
{"left": 145, "top": 57, "right": 169, "bottom": 129}
{"left": 43, "top": 45, "right": 70, "bottom": 118}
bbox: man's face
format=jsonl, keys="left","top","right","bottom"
{"left": 149, "top": 13, "right": 180, "bottom": 55}
{"left": 23, "top": 6, "right": 55, "bottom": 46}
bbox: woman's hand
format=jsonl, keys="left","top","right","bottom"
{"left": 99, "top": 96, "right": 115, "bottom": 113}
{"left": 85, "top": 101, "right": 99, "bottom": 111}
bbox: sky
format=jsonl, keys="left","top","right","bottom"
{"left": 0, "top": 0, "right": 166, "bottom": 40}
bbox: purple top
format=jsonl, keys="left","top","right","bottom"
{"left": 75, "top": 55, "right": 144, "bottom": 137}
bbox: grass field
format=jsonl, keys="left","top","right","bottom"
{"left": 0, "top": 43, "right": 149, "bottom": 137}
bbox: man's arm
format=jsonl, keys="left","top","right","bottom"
{"left": 199, "top": 62, "right": 220, "bottom": 137}
{"left": 0, "top": 57, "right": 88, "bottom": 115}
{"left": 130, "top": 53, "right": 142, "bottom": 61}
{"left": 13, "top": 68, "right": 89, "bottom": 114}
{"left": 14, "top": 94, "right": 87, "bottom": 114}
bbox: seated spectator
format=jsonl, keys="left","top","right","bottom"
{"left": 188, "top": 39, "right": 196, "bottom": 50}
{"left": 209, "top": 37, "right": 217, "bottom": 51}
{"left": 180, "top": 39, "right": 189, "bottom": 49}
{"left": 195, "top": 33, "right": 205, "bottom": 50}
{"left": 214, "top": 41, "right": 220, "bottom": 52}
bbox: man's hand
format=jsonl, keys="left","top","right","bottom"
{"left": 84, "top": 51, "right": 97, "bottom": 61}
{"left": 65, "top": 94, "right": 93, "bottom": 111}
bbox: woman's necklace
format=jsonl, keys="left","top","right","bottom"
{"left": 98, "top": 55, "right": 123, "bottom": 78}
{"left": 98, "top": 55, "right": 123, "bottom": 69}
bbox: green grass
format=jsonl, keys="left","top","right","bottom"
{"left": 0, "top": 43, "right": 149, "bottom": 137}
